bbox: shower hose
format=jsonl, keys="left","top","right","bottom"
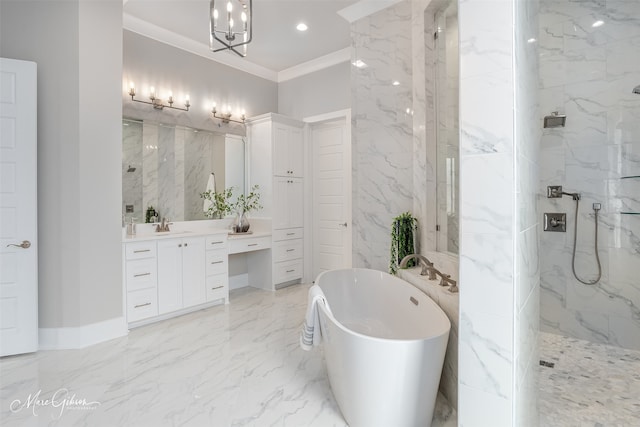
{"left": 571, "top": 198, "right": 602, "bottom": 285}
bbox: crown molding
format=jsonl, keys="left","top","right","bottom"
{"left": 337, "top": 0, "right": 403, "bottom": 23}
{"left": 123, "top": 13, "right": 278, "bottom": 82}
{"left": 277, "top": 47, "right": 350, "bottom": 83}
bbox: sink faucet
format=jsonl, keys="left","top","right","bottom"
{"left": 156, "top": 217, "right": 171, "bottom": 232}
{"left": 399, "top": 254, "right": 436, "bottom": 279}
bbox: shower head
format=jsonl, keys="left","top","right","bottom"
{"left": 543, "top": 111, "right": 566, "bottom": 128}
{"left": 127, "top": 165, "right": 136, "bottom": 173}
{"left": 633, "top": 85, "right": 640, "bottom": 95}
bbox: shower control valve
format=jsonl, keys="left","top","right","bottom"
{"left": 544, "top": 213, "right": 567, "bottom": 232}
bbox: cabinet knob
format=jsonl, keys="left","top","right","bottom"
{"left": 178, "top": 244, "right": 182, "bottom": 247}
{"left": 184, "top": 243, "right": 188, "bottom": 247}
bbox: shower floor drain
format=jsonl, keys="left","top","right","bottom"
{"left": 539, "top": 359, "right": 555, "bottom": 368}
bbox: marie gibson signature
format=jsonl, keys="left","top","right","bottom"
{"left": 10, "top": 388, "right": 100, "bottom": 419}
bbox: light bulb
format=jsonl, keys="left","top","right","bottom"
{"left": 213, "top": 9, "right": 218, "bottom": 20}
{"left": 241, "top": 11, "right": 247, "bottom": 22}
{"left": 149, "top": 86, "right": 155, "bottom": 98}
{"left": 227, "top": 1, "right": 232, "bottom": 13}
{"left": 229, "top": 18, "right": 234, "bottom": 29}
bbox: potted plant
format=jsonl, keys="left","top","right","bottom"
{"left": 389, "top": 211, "right": 418, "bottom": 274}
{"left": 201, "top": 187, "right": 234, "bottom": 219}
{"left": 231, "top": 185, "right": 262, "bottom": 233}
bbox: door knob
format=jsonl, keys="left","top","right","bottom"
{"left": 339, "top": 222, "right": 348, "bottom": 227}
{"left": 6, "top": 240, "right": 31, "bottom": 249}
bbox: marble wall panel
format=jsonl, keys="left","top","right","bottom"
{"left": 539, "top": 0, "right": 640, "bottom": 350}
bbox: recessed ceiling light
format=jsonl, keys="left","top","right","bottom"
{"left": 352, "top": 59, "right": 367, "bottom": 68}
{"left": 592, "top": 20, "right": 604, "bottom": 28}
{"left": 296, "top": 23, "right": 308, "bottom": 32}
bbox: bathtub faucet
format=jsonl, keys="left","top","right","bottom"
{"left": 434, "top": 270, "right": 458, "bottom": 293}
{"left": 399, "top": 254, "right": 437, "bottom": 280}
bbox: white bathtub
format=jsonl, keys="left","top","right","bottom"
{"left": 315, "top": 268, "right": 451, "bottom": 427}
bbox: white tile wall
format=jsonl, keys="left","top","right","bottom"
{"left": 539, "top": 0, "right": 640, "bottom": 351}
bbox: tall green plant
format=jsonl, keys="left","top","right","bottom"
{"left": 389, "top": 212, "right": 418, "bottom": 274}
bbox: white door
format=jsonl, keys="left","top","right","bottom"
{"left": 0, "top": 58, "right": 38, "bottom": 357}
{"left": 311, "top": 117, "right": 351, "bottom": 278}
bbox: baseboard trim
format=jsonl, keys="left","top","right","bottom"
{"left": 39, "top": 316, "right": 128, "bottom": 350}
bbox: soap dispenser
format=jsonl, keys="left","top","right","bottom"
{"left": 126, "top": 217, "right": 137, "bottom": 236}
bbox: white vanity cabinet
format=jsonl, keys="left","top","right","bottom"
{"left": 273, "top": 123, "right": 304, "bottom": 177}
{"left": 124, "top": 241, "right": 158, "bottom": 323}
{"left": 157, "top": 237, "right": 206, "bottom": 314}
{"left": 247, "top": 113, "right": 305, "bottom": 288}
{"left": 273, "top": 177, "right": 304, "bottom": 230}
{"left": 123, "top": 231, "right": 229, "bottom": 327}
{"left": 205, "top": 235, "right": 229, "bottom": 304}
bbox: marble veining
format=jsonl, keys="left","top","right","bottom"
{"left": 539, "top": 331, "right": 640, "bottom": 426}
{"left": 351, "top": 0, "right": 414, "bottom": 271}
{"left": 539, "top": 0, "right": 640, "bottom": 350}
{"left": 0, "top": 284, "right": 457, "bottom": 427}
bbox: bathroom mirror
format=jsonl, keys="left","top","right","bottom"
{"left": 122, "top": 118, "right": 246, "bottom": 222}
{"left": 434, "top": 0, "right": 459, "bottom": 254}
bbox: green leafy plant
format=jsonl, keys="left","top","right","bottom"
{"left": 233, "top": 185, "right": 262, "bottom": 214}
{"left": 201, "top": 187, "right": 234, "bottom": 219}
{"left": 389, "top": 211, "right": 418, "bottom": 274}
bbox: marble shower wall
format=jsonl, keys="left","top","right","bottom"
{"left": 458, "top": 0, "right": 540, "bottom": 425}
{"left": 351, "top": 0, "right": 414, "bottom": 271}
{"left": 538, "top": 0, "right": 640, "bottom": 350}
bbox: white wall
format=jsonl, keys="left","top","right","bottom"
{"left": 278, "top": 62, "right": 350, "bottom": 120}
{"left": 1, "top": 0, "right": 124, "bottom": 330}
{"left": 458, "top": 0, "right": 540, "bottom": 425}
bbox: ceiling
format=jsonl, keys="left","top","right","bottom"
{"left": 123, "top": 0, "right": 357, "bottom": 79}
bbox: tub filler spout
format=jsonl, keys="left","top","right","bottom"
{"left": 399, "top": 254, "right": 437, "bottom": 279}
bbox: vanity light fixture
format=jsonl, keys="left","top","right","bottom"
{"left": 128, "top": 83, "right": 190, "bottom": 112}
{"left": 210, "top": 0, "right": 252, "bottom": 57}
{"left": 211, "top": 103, "right": 246, "bottom": 124}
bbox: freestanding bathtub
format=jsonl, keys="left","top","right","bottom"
{"left": 315, "top": 268, "right": 450, "bottom": 427}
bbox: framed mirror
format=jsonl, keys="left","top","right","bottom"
{"left": 122, "top": 118, "right": 246, "bottom": 223}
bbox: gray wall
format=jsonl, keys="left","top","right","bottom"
{"left": 278, "top": 62, "right": 350, "bottom": 119}
{"left": 1, "top": 0, "right": 123, "bottom": 328}
{"left": 123, "top": 30, "right": 278, "bottom": 134}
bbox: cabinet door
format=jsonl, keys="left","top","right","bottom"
{"left": 157, "top": 239, "right": 183, "bottom": 314}
{"left": 273, "top": 124, "right": 290, "bottom": 176}
{"left": 289, "top": 177, "right": 304, "bottom": 228}
{"left": 182, "top": 237, "right": 206, "bottom": 307}
{"left": 272, "top": 177, "right": 290, "bottom": 230}
{"left": 289, "top": 127, "right": 304, "bottom": 177}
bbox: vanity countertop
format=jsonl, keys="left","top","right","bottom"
{"left": 122, "top": 228, "right": 272, "bottom": 243}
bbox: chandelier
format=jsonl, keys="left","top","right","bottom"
{"left": 209, "top": 0, "right": 252, "bottom": 57}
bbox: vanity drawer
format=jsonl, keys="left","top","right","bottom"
{"left": 273, "top": 259, "right": 303, "bottom": 284}
{"left": 127, "top": 288, "right": 158, "bottom": 323}
{"left": 125, "top": 241, "right": 157, "bottom": 260}
{"left": 228, "top": 236, "right": 271, "bottom": 254}
{"left": 273, "top": 228, "right": 303, "bottom": 242}
{"left": 125, "top": 258, "right": 157, "bottom": 292}
{"left": 206, "top": 249, "right": 228, "bottom": 276}
{"left": 205, "top": 235, "right": 228, "bottom": 250}
{"left": 206, "top": 274, "right": 229, "bottom": 303}
{"left": 272, "top": 239, "right": 303, "bottom": 263}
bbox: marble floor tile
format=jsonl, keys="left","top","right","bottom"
{"left": 0, "top": 284, "right": 456, "bottom": 427}
{"left": 539, "top": 331, "right": 640, "bottom": 427}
